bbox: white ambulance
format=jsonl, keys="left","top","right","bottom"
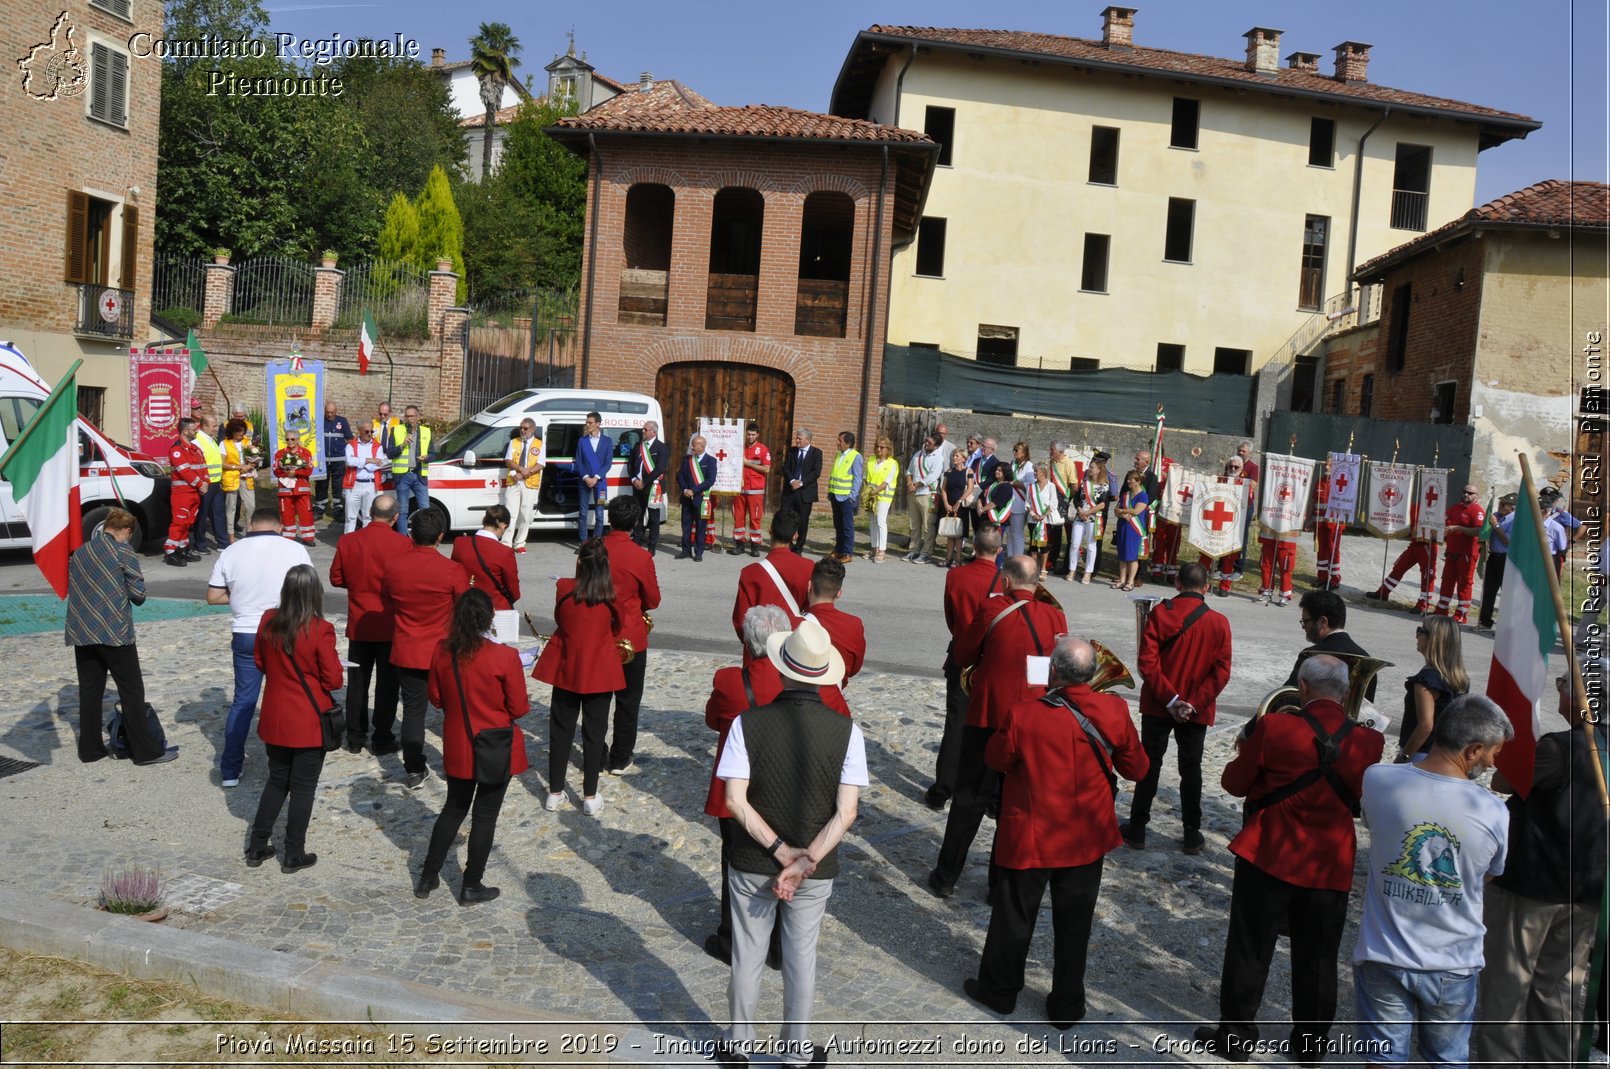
{"left": 0, "top": 342, "right": 172, "bottom": 550}
{"left": 427, "top": 388, "right": 664, "bottom": 535}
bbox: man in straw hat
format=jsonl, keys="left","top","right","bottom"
{"left": 715, "top": 617, "right": 868, "bottom": 1068}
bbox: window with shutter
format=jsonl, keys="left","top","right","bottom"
{"left": 109, "top": 51, "right": 128, "bottom": 127}
{"left": 87, "top": 41, "right": 129, "bottom": 128}
{"left": 89, "top": 0, "right": 133, "bottom": 18}
{"left": 120, "top": 205, "right": 139, "bottom": 290}
{"left": 65, "top": 191, "right": 91, "bottom": 284}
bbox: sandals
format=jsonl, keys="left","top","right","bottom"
{"left": 1109, "top": 580, "right": 1125, "bottom": 589}
{"left": 1120, "top": 583, "right": 1134, "bottom": 591}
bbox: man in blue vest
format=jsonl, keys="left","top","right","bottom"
{"left": 675, "top": 435, "right": 719, "bottom": 562}
{"left": 827, "top": 431, "right": 865, "bottom": 564}
{"left": 574, "top": 410, "right": 614, "bottom": 544}
{"left": 384, "top": 404, "right": 432, "bottom": 535}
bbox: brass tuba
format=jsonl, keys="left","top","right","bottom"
{"left": 1255, "top": 652, "right": 1393, "bottom": 721}
{"left": 1131, "top": 594, "right": 1164, "bottom": 650}
{"left": 1089, "top": 639, "right": 1136, "bottom": 693}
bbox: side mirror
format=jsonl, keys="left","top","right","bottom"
{"left": 462, "top": 450, "right": 477, "bottom": 468}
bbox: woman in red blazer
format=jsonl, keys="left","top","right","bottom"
{"left": 533, "top": 538, "right": 623, "bottom": 814}
{"left": 247, "top": 564, "right": 343, "bottom": 874}
{"left": 418, "top": 589, "right": 531, "bottom": 904}
{"left": 450, "top": 505, "right": 521, "bottom": 611}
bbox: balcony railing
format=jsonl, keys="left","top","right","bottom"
{"left": 1390, "top": 189, "right": 1429, "bottom": 232}
{"left": 75, "top": 284, "right": 135, "bottom": 340}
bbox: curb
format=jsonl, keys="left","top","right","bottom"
{"left": 0, "top": 890, "right": 681, "bottom": 1066}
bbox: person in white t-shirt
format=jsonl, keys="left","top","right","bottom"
{"left": 1353, "top": 694, "right": 1513, "bottom": 1069}
{"left": 343, "top": 424, "right": 387, "bottom": 533}
{"left": 208, "top": 507, "right": 314, "bottom": 787}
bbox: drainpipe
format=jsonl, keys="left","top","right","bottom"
{"left": 1347, "top": 108, "right": 1391, "bottom": 287}
{"left": 859, "top": 146, "right": 888, "bottom": 446}
{"left": 891, "top": 47, "right": 916, "bottom": 127}
{"left": 579, "top": 133, "right": 603, "bottom": 389}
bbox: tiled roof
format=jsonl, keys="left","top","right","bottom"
{"left": 1354, "top": 180, "right": 1610, "bottom": 278}
{"left": 459, "top": 104, "right": 521, "bottom": 129}
{"left": 551, "top": 79, "right": 932, "bottom": 144}
{"left": 845, "top": 26, "right": 1537, "bottom": 142}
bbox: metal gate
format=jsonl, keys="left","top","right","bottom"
{"left": 459, "top": 322, "right": 576, "bottom": 416}
{"left": 1267, "top": 410, "right": 1475, "bottom": 492}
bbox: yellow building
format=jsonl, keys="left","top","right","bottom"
{"left": 830, "top": 8, "right": 1539, "bottom": 386}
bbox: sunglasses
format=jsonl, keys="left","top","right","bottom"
{"left": 1416, "top": 626, "right": 1428, "bottom": 636}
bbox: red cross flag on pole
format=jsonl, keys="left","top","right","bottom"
{"left": 1323, "top": 451, "right": 1362, "bottom": 524}
{"left": 1416, "top": 468, "right": 1450, "bottom": 541}
{"left": 1187, "top": 477, "right": 1247, "bottom": 561}
{"left": 1257, "top": 453, "right": 1315, "bottom": 537}
{"left": 1365, "top": 461, "right": 1415, "bottom": 537}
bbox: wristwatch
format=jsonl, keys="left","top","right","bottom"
{"left": 767, "top": 836, "right": 786, "bottom": 857}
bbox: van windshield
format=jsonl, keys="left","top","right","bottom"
{"left": 435, "top": 419, "right": 515, "bottom": 462}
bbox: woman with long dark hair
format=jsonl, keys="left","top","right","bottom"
{"left": 418, "top": 588, "right": 530, "bottom": 904}
{"left": 533, "top": 538, "right": 624, "bottom": 815}
{"left": 246, "top": 564, "right": 342, "bottom": 872}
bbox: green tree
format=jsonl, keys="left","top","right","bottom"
{"left": 377, "top": 193, "right": 420, "bottom": 262}
{"left": 496, "top": 96, "right": 586, "bottom": 289}
{"left": 468, "top": 21, "right": 521, "bottom": 182}
{"left": 414, "top": 165, "right": 467, "bottom": 301}
{"left": 331, "top": 53, "right": 466, "bottom": 204}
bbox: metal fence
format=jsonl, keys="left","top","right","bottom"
{"left": 334, "top": 259, "right": 432, "bottom": 338}
{"left": 150, "top": 254, "right": 208, "bottom": 321}
{"left": 459, "top": 288, "right": 581, "bottom": 416}
{"left": 226, "top": 255, "right": 315, "bottom": 326}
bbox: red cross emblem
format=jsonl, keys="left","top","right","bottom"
{"left": 714, "top": 448, "right": 729, "bottom": 463}
{"left": 1202, "top": 500, "right": 1237, "bottom": 531}
{"left": 103, "top": 295, "right": 117, "bottom": 314}
{"left": 1277, "top": 483, "right": 1294, "bottom": 502}
{"left": 1334, "top": 472, "right": 1349, "bottom": 493}
{"left": 1381, "top": 484, "right": 1401, "bottom": 505}
{"left": 1178, "top": 484, "right": 1194, "bottom": 505}
{"left": 1424, "top": 485, "right": 1439, "bottom": 508}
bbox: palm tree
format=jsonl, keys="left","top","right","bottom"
{"left": 469, "top": 21, "right": 522, "bottom": 181}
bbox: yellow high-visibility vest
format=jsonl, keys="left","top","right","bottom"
{"left": 828, "top": 449, "right": 861, "bottom": 497}
{"left": 390, "top": 423, "right": 431, "bottom": 477}
{"left": 196, "top": 431, "right": 223, "bottom": 484}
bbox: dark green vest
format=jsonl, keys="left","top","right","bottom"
{"left": 727, "top": 689, "right": 854, "bottom": 880}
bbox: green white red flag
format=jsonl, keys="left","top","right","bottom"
{"left": 357, "top": 310, "right": 377, "bottom": 375}
{"left": 0, "top": 366, "right": 81, "bottom": 598}
{"left": 1486, "top": 468, "right": 1557, "bottom": 798}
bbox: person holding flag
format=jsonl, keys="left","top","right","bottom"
{"left": 273, "top": 432, "right": 317, "bottom": 546}
{"left": 1313, "top": 463, "right": 1344, "bottom": 591}
{"left": 165, "top": 417, "right": 208, "bottom": 566}
{"left": 1433, "top": 483, "right": 1486, "bottom": 624}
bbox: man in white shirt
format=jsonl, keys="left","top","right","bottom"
{"left": 207, "top": 507, "right": 313, "bottom": 787}
{"left": 904, "top": 433, "right": 944, "bottom": 564}
{"left": 343, "top": 423, "right": 386, "bottom": 533}
{"left": 1353, "top": 694, "right": 1512, "bottom": 1069}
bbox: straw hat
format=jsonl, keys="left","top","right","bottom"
{"left": 766, "top": 617, "right": 846, "bottom": 688}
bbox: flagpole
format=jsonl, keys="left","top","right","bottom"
{"left": 207, "top": 363, "right": 232, "bottom": 413}
{"left": 0, "top": 359, "right": 82, "bottom": 477}
{"left": 379, "top": 338, "right": 397, "bottom": 407}
{"left": 1379, "top": 439, "right": 1400, "bottom": 586}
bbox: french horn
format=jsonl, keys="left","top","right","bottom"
{"left": 1254, "top": 651, "right": 1392, "bottom": 722}
{"left": 959, "top": 638, "right": 1135, "bottom": 695}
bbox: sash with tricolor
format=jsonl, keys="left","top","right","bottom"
{"left": 1028, "top": 480, "right": 1058, "bottom": 542}
{"left": 1120, "top": 486, "right": 1151, "bottom": 558}
{"left": 986, "top": 480, "right": 1013, "bottom": 524}
{"left": 641, "top": 441, "right": 664, "bottom": 507}
{"left": 1082, "top": 474, "right": 1109, "bottom": 539}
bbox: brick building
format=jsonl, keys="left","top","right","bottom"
{"left": 1322, "top": 179, "right": 1610, "bottom": 493}
{"left": 2, "top": 0, "right": 161, "bottom": 439}
{"left": 547, "top": 81, "right": 936, "bottom": 486}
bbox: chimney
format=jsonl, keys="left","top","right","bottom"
{"left": 1243, "top": 27, "right": 1282, "bottom": 76}
{"left": 1286, "top": 51, "right": 1321, "bottom": 73}
{"left": 430, "top": 47, "right": 445, "bottom": 68}
{"left": 1332, "top": 41, "right": 1372, "bottom": 84}
{"left": 1101, "top": 6, "right": 1137, "bottom": 49}
{"left": 639, "top": 71, "right": 653, "bottom": 93}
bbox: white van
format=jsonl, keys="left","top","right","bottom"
{"left": 427, "top": 388, "right": 664, "bottom": 535}
{"left": 0, "top": 343, "right": 172, "bottom": 550}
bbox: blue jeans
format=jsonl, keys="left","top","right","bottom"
{"left": 221, "top": 631, "right": 263, "bottom": 781}
{"left": 394, "top": 472, "right": 428, "bottom": 534}
{"left": 1353, "top": 961, "right": 1479, "bottom": 1068}
{"left": 576, "top": 480, "right": 606, "bottom": 542}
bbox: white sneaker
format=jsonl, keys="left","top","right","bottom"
{"left": 221, "top": 778, "right": 240, "bottom": 788}
{"left": 544, "top": 791, "right": 565, "bottom": 812}
{"left": 582, "top": 794, "right": 603, "bottom": 816}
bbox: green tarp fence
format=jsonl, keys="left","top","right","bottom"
{"left": 880, "top": 345, "right": 1256, "bottom": 436}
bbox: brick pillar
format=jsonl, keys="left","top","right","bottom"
{"left": 439, "top": 306, "right": 469, "bottom": 417}
{"left": 427, "top": 259, "right": 457, "bottom": 341}
{"left": 202, "top": 254, "right": 234, "bottom": 328}
{"left": 311, "top": 260, "right": 343, "bottom": 332}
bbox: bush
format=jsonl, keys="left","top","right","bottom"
{"left": 154, "top": 306, "right": 203, "bottom": 332}
{"left": 98, "top": 866, "right": 164, "bottom": 915}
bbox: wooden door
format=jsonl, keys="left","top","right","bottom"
{"left": 655, "top": 361, "right": 795, "bottom": 508}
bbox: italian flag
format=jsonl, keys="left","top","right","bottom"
{"left": 0, "top": 367, "right": 81, "bottom": 598}
{"left": 1486, "top": 469, "right": 1558, "bottom": 798}
{"left": 357, "top": 310, "right": 377, "bottom": 375}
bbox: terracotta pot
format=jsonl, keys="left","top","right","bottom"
{"left": 98, "top": 904, "right": 170, "bottom": 922}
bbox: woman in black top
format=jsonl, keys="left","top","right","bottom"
{"left": 1398, "top": 615, "right": 1468, "bottom": 759}
{"left": 938, "top": 448, "right": 972, "bottom": 567}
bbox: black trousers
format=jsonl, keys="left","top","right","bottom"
{"left": 680, "top": 500, "right": 708, "bottom": 556}
{"left": 714, "top": 816, "right": 785, "bottom": 957}
{"left": 1129, "top": 716, "right": 1208, "bottom": 832}
{"left": 780, "top": 496, "right": 812, "bottom": 553}
{"left": 423, "top": 775, "right": 509, "bottom": 886}
{"left": 1047, "top": 523, "right": 1069, "bottom": 575}
{"left": 313, "top": 461, "right": 346, "bottom": 516}
{"left": 347, "top": 640, "right": 398, "bottom": 747}
{"left": 931, "top": 660, "right": 969, "bottom": 798}
{"left": 549, "top": 687, "right": 610, "bottom": 796}
{"left": 395, "top": 667, "right": 430, "bottom": 775}
{"left": 1478, "top": 552, "right": 1507, "bottom": 628}
{"left": 249, "top": 743, "right": 325, "bottom": 855}
{"left": 74, "top": 644, "right": 159, "bottom": 762}
{"left": 632, "top": 492, "right": 663, "bottom": 551}
{"left": 933, "top": 724, "right": 998, "bottom": 885}
{"left": 609, "top": 650, "right": 648, "bottom": 768}
{"left": 1215, "top": 856, "right": 1349, "bottom": 1054}
{"left": 976, "top": 858, "right": 1105, "bottom": 1019}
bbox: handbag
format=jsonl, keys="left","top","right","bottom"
{"left": 452, "top": 654, "right": 514, "bottom": 785}
{"left": 937, "top": 515, "right": 963, "bottom": 538}
{"left": 290, "top": 652, "right": 345, "bottom": 753}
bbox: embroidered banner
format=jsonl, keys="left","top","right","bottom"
{"left": 128, "top": 346, "right": 189, "bottom": 457}
{"left": 265, "top": 360, "right": 327, "bottom": 478}
{"left": 1324, "top": 452, "right": 1362, "bottom": 524}
{"left": 1186, "top": 477, "right": 1248, "bottom": 560}
{"left": 1365, "top": 461, "right": 1416, "bottom": 538}
{"left": 1158, "top": 465, "right": 1201, "bottom": 525}
{"left": 697, "top": 417, "right": 745, "bottom": 494}
{"left": 1416, "top": 468, "right": 1450, "bottom": 541}
{"left": 1258, "top": 453, "right": 1316, "bottom": 538}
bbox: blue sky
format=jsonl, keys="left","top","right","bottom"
{"left": 263, "top": 0, "right": 1606, "bottom": 205}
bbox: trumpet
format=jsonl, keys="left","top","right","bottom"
{"left": 1254, "top": 652, "right": 1392, "bottom": 722}
{"left": 642, "top": 611, "right": 655, "bottom": 634}
{"left": 960, "top": 638, "right": 1135, "bottom": 695}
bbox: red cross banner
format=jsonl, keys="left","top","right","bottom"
{"left": 697, "top": 417, "right": 745, "bottom": 495}
{"left": 1186, "top": 477, "right": 1248, "bottom": 561}
{"left": 1323, "top": 451, "right": 1362, "bottom": 524}
{"left": 1257, "top": 453, "right": 1315, "bottom": 537}
{"left": 1365, "top": 461, "right": 1415, "bottom": 538}
{"left": 1157, "top": 465, "right": 1201, "bottom": 525}
{"left": 1416, "top": 468, "right": 1450, "bottom": 541}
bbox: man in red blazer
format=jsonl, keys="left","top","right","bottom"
{"left": 1123, "top": 560, "right": 1232, "bottom": 854}
{"left": 329, "top": 493, "right": 409, "bottom": 754}
{"left": 965, "top": 636, "right": 1148, "bottom": 1025}
{"left": 380, "top": 508, "right": 469, "bottom": 788}
{"left": 803, "top": 556, "right": 865, "bottom": 683}
{"left": 1193, "top": 655, "right": 1382, "bottom": 1061}
{"left": 930, "top": 555, "right": 1067, "bottom": 898}
{"left": 730, "top": 512, "right": 813, "bottom": 641}
{"left": 928, "top": 523, "right": 1005, "bottom": 810}
{"left": 603, "top": 496, "right": 662, "bottom": 774}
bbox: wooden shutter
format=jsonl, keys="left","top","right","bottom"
{"left": 108, "top": 51, "right": 128, "bottom": 127}
{"left": 120, "top": 205, "right": 139, "bottom": 290}
{"left": 65, "top": 191, "right": 90, "bottom": 284}
{"left": 89, "top": 43, "right": 109, "bottom": 122}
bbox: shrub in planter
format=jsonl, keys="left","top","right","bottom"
{"left": 98, "top": 866, "right": 164, "bottom": 915}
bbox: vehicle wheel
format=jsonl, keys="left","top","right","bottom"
{"left": 428, "top": 500, "right": 453, "bottom": 536}
{"left": 81, "top": 505, "right": 142, "bottom": 549}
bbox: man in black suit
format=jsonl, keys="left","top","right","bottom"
{"left": 627, "top": 419, "right": 671, "bottom": 553}
{"left": 675, "top": 435, "right": 719, "bottom": 562}
{"left": 778, "top": 427, "right": 822, "bottom": 555}
{"left": 1286, "top": 590, "right": 1377, "bottom": 701}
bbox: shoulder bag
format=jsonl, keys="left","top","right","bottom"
{"left": 290, "top": 649, "right": 345, "bottom": 753}
{"left": 452, "top": 652, "right": 514, "bottom": 785}
{"left": 1042, "top": 692, "right": 1119, "bottom": 796}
